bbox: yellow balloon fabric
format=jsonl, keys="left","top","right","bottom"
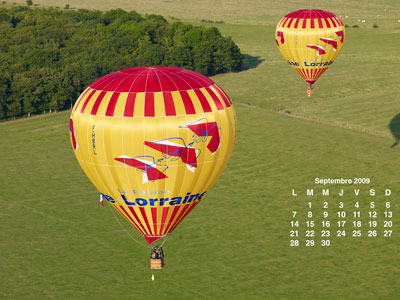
{"left": 275, "top": 9, "right": 345, "bottom": 93}
{"left": 69, "top": 67, "right": 236, "bottom": 244}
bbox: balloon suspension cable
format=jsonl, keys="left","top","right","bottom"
{"left": 106, "top": 201, "right": 153, "bottom": 248}
{"left": 307, "top": 84, "right": 314, "bottom": 97}
{"left": 160, "top": 234, "right": 169, "bottom": 246}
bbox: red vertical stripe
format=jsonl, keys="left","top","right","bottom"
{"left": 163, "top": 92, "right": 176, "bottom": 116}
{"left": 318, "top": 18, "right": 323, "bottom": 28}
{"left": 205, "top": 87, "right": 224, "bottom": 110}
{"left": 281, "top": 18, "right": 289, "bottom": 28}
{"left": 320, "top": 68, "right": 328, "bottom": 77}
{"left": 139, "top": 207, "right": 153, "bottom": 234}
{"left": 294, "top": 18, "right": 300, "bottom": 28}
{"left": 214, "top": 86, "right": 231, "bottom": 107}
{"left": 159, "top": 207, "right": 170, "bottom": 234}
{"left": 170, "top": 202, "right": 199, "bottom": 233}
{"left": 221, "top": 87, "right": 232, "bottom": 104}
{"left": 80, "top": 89, "right": 96, "bottom": 113}
{"left": 330, "top": 17, "right": 338, "bottom": 27}
{"left": 313, "top": 69, "right": 319, "bottom": 79}
{"left": 303, "top": 69, "right": 307, "bottom": 79}
{"left": 74, "top": 88, "right": 90, "bottom": 112}
{"left": 90, "top": 91, "right": 106, "bottom": 115}
{"left": 300, "top": 69, "right": 307, "bottom": 79}
{"left": 114, "top": 206, "right": 132, "bottom": 224}
{"left": 128, "top": 207, "right": 148, "bottom": 234}
{"left": 105, "top": 92, "right": 120, "bottom": 117}
{"left": 151, "top": 207, "right": 158, "bottom": 235}
{"left": 213, "top": 85, "right": 229, "bottom": 103}
{"left": 302, "top": 18, "right": 307, "bottom": 28}
{"left": 296, "top": 69, "right": 303, "bottom": 79}
{"left": 324, "top": 18, "right": 331, "bottom": 28}
{"left": 124, "top": 92, "right": 136, "bottom": 117}
{"left": 115, "top": 206, "right": 145, "bottom": 234}
{"left": 287, "top": 18, "right": 294, "bottom": 28}
{"left": 180, "top": 90, "right": 196, "bottom": 114}
{"left": 315, "top": 69, "right": 322, "bottom": 79}
{"left": 297, "top": 69, "right": 305, "bottom": 79}
{"left": 310, "top": 18, "right": 315, "bottom": 28}
{"left": 144, "top": 93, "right": 155, "bottom": 117}
{"left": 168, "top": 204, "right": 190, "bottom": 233}
{"left": 119, "top": 206, "right": 146, "bottom": 235}
{"left": 305, "top": 69, "right": 310, "bottom": 80}
{"left": 301, "top": 69, "right": 307, "bottom": 79}
{"left": 194, "top": 89, "right": 212, "bottom": 112}
{"left": 164, "top": 206, "right": 181, "bottom": 234}
{"left": 314, "top": 69, "right": 321, "bottom": 80}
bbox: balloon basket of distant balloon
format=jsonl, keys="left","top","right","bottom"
{"left": 307, "top": 85, "right": 314, "bottom": 97}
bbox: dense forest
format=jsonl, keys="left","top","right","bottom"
{"left": 0, "top": 6, "right": 246, "bottom": 119}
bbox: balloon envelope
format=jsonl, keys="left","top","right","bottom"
{"left": 275, "top": 9, "right": 345, "bottom": 90}
{"left": 70, "top": 67, "right": 236, "bottom": 244}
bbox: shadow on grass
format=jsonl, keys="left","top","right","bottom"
{"left": 242, "top": 54, "right": 264, "bottom": 69}
{"left": 389, "top": 113, "right": 400, "bottom": 148}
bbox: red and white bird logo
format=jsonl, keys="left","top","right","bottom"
{"left": 145, "top": 139, "right": 200, "bottom": 172}
{"left": 320, "top": 38, "right": 338, "bottom": 51}
{"left": 114, "top": 156, "right": 168, "bottom": 183}
{"left": 306, "top": 44, "right": 326, "bottom": 56}
{"left": 334, "top": 30, "right": 344, "bottom": 43}
{"left": 276, "top": 31, "right": 285, "bottom": 47}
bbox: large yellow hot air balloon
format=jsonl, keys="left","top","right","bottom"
{"left": 275, "top": 9, "right": 345, "bottom": 96}
{"left": 69, "top": 67, "right": 236, "bottom": 248}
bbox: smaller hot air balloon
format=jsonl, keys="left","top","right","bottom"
{"left": 275, "top": 9, "right": 345, "bottom": 96}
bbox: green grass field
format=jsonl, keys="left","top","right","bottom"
{"left": 1, "top": 1, "right": 400, "bottom": 299}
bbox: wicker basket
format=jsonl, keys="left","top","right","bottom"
{"left": 150, "top": 258, "right": 165, "bottom": 269}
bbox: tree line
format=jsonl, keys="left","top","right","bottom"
{"left": 0, "top": 6, "right": 246, "bottom": 119}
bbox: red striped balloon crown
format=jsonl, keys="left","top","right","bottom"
{"left": 278, "top": 9, "right": 343, "bottom": 29}
{"left": 73, "top": 66, "right": 232, "bottom": 118}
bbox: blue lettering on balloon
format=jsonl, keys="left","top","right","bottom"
{"left": 304, "top": 61, "right": 334, "bottom": 67}
{"left": 136, "top": 198, "right": 148, "bottom": 206}
{"left": 117, "top": 191, "right": 207, "bottom": 207}
{"left": 287, "top": 60, "right": 300, "bottom": 66}
{"left": 121, "top": 194, "right": 135, "bottom": 205}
